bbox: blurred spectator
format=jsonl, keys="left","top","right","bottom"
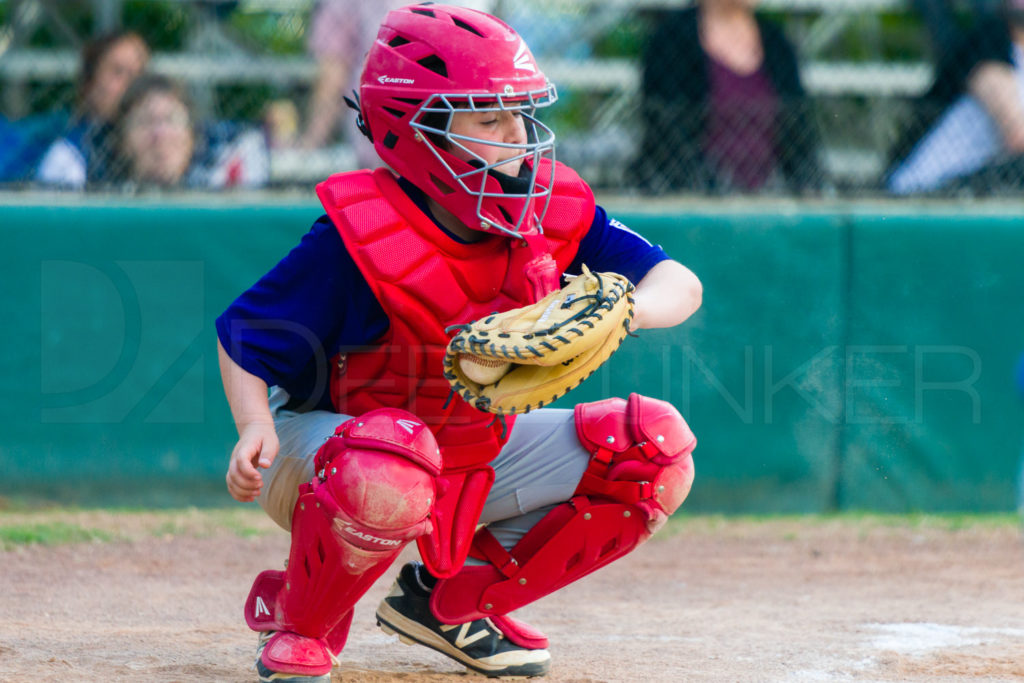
{"left": 282, "top": 1, "right": 494, "bottom": 163}
{"left": 887, "top": 0, "right": 1024, "bottom": 194}
{"left": 33, "top": 30, "right": 151, "bottom": 188}
{"left": 0, "top": 112, "right": 68, "bottom": 182}
{"left": 0, "top": 31, "right": 148, "bottom": 185}
{"left": 498, "top": 1, "right": 594, "bottom": 60}
{"left": 288, "top": 0, "right": 406, "bottom": 162}
{"left": 263, "top": 98, "right": 301, "bottom": 150}
{"left": 913, "top": 0, "right": 999, "bottom": 55}
{"left": 632, "top": 0, "right": 825, "bottom": 194}
{"left": 106, "top": 74, "right": 269, "bottom": 190}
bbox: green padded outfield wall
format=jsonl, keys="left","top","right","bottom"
{"left": 1, "top": 200, "right": 1021, "bottom": 511}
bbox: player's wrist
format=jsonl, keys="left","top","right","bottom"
{"left": 235, "top": 416, "right": 277, "bottom": 437}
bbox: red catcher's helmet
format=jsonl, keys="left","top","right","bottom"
{"left": 359, "top": 3, "right": 558, "bottom": 238}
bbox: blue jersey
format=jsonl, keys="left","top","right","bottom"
{"left": 217, "top": 180, "right": 670, "bottom": 410}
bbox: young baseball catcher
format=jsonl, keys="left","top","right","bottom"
{"left": 216, "top": 4, "right": 701, "bottom": 681}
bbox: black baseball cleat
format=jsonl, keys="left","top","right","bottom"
{"left": 376, "top": 562, "right": 551, "bottom": 678}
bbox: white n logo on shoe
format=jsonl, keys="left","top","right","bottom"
{"left": 440, "top": 622, "right": 489, "bottom": 648}
{"left": 254, "top": 596, "right": 271, "bottom": 619}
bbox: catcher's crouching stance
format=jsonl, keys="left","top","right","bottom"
{"left": 245, "top": 395, "right": 694, "bottom": 680}
{"left": 218, "top": 5, "right": 703, "bottom": 681}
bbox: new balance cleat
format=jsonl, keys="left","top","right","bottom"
{"left": 376, "top": 562, "right": 551, "bottom": 678}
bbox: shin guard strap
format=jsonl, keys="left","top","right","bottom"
{"left": 431, "top": 496, "right": 646, "bottom": 623}
{"left": 471, "top": 527, "right": 520, "bottom": 579}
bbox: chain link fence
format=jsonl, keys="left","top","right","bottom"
{"left": 1, "top": 0, "right": 1022, "bottom": 197}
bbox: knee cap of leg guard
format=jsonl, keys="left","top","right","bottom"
{"left": 316, "top": 408, "right": 442, "bottom": 477}
{"left": 322, "top": 448, "right": 436, "bottom": 545}
{"left": 574, "top": 393, "right": 696, "bottom": 524}
{"left": 312, "top": 408, "right": 443, "bottom": 548}
{"left": 575, "top": 393, "right": 696, "bottom": 465}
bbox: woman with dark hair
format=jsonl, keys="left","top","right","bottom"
{"left": 35, "top": 30, "right": 150, "bottom": 188}
{"left": 633, "top": 0, "right": 825, "bottom": 194}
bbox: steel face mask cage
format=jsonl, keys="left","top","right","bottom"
{"left": 410, "top": 84, "right": 558, "bottom": 238}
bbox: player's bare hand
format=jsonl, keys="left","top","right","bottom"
{"left": 226, "top": 422, "right": 279, "bottom": 503}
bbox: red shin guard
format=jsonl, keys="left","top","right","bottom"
{"left": 245, "top": 408, "right": 442, "bottom": 673}
{"left": 430, "top": 393, "right": 695, "bottom": 623}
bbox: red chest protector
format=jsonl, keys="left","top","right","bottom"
{"left": 315, "top": 160, "right": 594, "bottom": 576}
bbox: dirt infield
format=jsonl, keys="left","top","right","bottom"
{"left": 2, "top": 510, "right": 1024, "bottom": 683}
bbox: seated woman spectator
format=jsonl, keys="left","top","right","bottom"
{"left": 886, "top": 0, "right": 1024, "bottom": 195}
{"left": 106, "top": 74, "right": 269, "bottom": 190}
{"left": 33, "top": 30, "right": 150, "bottom": 188}
{"left": 632, "top": 0, "right": 826, "bottom": 194}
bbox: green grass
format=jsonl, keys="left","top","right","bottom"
{"left": 0, "top": 522, "right": 113, "bottom": 551}
{"left": 1, "top": 507, "right": 1018, "bottom": 551}
{"left": 145, "top": 508, "right": 273, "bottom": 539}
{"left": 0, "top": 505, "right": 281, "bottom": 551}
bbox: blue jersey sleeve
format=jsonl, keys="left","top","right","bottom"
{"left": 215, "top": 216, "right": 388, "bottom": 410}
{"left": 567, "top": 205, "right": 670, "bottom": 285}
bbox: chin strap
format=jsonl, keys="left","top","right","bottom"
{"left": 489, "top": 163, "right": 536, "bottom": 195}
{"left": 343, "top": 90, "right": 372, "bottom": 142}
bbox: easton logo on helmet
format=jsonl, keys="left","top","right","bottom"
{"left": 378, "top": 75, "right": 414, "bottom": 85}
{"left": 513, "top": 40, "right": 535, "bottom": 73}
{"left": 396, "top": 418, "right": 421, "bottom": 433}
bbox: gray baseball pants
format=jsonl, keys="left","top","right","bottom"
{"left": 257, "top": 387, "right": 591, "bottom": 552}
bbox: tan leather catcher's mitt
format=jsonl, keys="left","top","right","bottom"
{"left": 443, "top": 265, "right": 635, "bottom": 415}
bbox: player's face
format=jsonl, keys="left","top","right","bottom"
{"left": 447, "top": 109, "right": 528, "bottom": 176}
{"left": 123, "top": 91, "right": 194, "bottom": 186}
